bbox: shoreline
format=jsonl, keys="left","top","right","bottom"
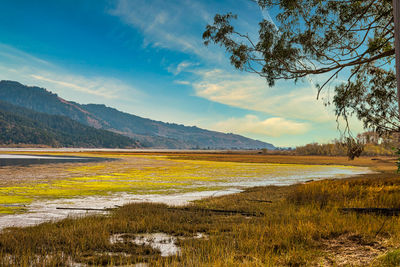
{"left": 0, "top": 153, "right": 397, "bottom": 265}
{"left": 0, "top": 189, "right": 243, "bottom": 231}
{"left": 0, "top": 147, "right": 266, "bottom": 153}
{"left": 0, "top": 152, "right": 371, "bottom": 230}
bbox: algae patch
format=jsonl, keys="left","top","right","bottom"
{"left": 0, "top": 154, "right": 369, "bottom": 214}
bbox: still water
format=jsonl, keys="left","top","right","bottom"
{"left": 0, "top": 154, "right": 112, "bottom": 166}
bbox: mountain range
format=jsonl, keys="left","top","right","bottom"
{"left": 0, "top": 80, "right": 275, "bottom": 149}
{"left": 0, "top": 99, "right": 136, "bottom": 148}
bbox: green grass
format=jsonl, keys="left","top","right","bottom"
{"left": 378, "top": 249, "right": 400, "bottom": 266}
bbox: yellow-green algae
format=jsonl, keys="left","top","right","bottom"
{"left": 0, "top": 154, "right": 366, "bottom": 214}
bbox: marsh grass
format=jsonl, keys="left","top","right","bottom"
{"left": 0, "top": 153, "right": 398, "bottom": 266}
{"left": 287, "top": 172, "right": 400, "bottom": 209}
{"left": 378, "top": 249, "right": 400, "bottom": 266}
{"left": 1, "top": 176, "right": 400, "bottom": 265}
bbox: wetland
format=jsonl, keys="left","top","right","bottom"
{"left": 0, "top": 151, "right": 368, "bottom": 225}
{"left": 0, "top": 150, "right": 398, "bottom": 266}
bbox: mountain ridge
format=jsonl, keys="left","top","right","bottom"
{"left": 0, "top": 100, "right": 137, "bottom": 148}
{"left": 0, "top": 80, "right": 275, "bottom": 149}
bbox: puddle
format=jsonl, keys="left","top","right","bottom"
{"left": 111, "top": 233, "right": 180, "bottom": 257}
{"left": 110, "top": 232, "right": 208, "bottom": 257}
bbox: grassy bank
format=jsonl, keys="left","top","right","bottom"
{"left": 0, "top": 154, "right": 399, "bottom": 266}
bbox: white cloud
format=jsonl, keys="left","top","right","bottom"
{"left": 214, "top": 115, "right": 310, "bottom": 137}
{"left": 168, "top": 61, "right": 199, "bottom": 75}
{"left": 174, "top": 80, "right": 191, "bottom": 85}
{"left": 107, "top": 0, "right": 362, "bottom": 140}
{"left": 191, "top": 69, "right": 334, "bottom": 123}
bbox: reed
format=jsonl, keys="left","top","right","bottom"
{"left": 0, "top": 153, "right": 398, "bottom": 266}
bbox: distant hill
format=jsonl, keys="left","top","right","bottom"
{"left": 0, "top": 80, "right": 275, "bottom": 149}
{"left": 0, "top": 100, "right": 137, "bottom": 148}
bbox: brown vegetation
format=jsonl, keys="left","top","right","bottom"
{"left": 0, "top": 153, "right": 399, "bottom": 266}
{"left": 295, "top": 132, "right": 399, "bottom": 157}
{"left": 167, "top": 152, "right": 397, "bottom": 168}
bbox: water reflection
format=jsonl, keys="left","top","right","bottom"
{"left": 0, "top": 154, "right": 112, "bottom": 166}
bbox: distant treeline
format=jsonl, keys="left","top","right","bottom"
{"left": 295, "top": 132, "right": 397, "bottom": 157}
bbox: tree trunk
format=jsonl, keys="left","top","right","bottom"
{"left": 394, "top": 0, "right": 400, "bottom": 138}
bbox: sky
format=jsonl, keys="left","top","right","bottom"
{"left": 0, "top": 0, "right": 364, "bottom": 147}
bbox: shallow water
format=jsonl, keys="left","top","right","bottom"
{"left": 0, "top": 190, "right": 241, "bottom": 230}
{"left": 0, "top": 154, "right": 112, "bottom": 166}
{"left": 110, "top": 233, "right": 181, "bottom": 257}
{"left": 0, "top": 154, "right": 371, "bottom": 230}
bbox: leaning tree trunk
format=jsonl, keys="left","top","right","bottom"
{"left": 394, "top": 0, "right": 400, "bottom": 148}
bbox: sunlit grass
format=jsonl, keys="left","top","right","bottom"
{"left": 378, "top": 249, "right": 400, "bottom": 266}
{"left": 0, "top": 179, "right": 399, "bottom": 266}
{"left": 287, "top": 175, "right": 400, "bottom": 208}
{"left": 0, "top": 152, "right": 398, "bottom": 265}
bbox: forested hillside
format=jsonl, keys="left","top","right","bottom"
{"left": 83, "top": 104, "right": 274, "bottom": 149}
{"left": 0, "top": 80, "right": 274, "bottom": 149}
{"left": 0, "top": 100, "right": 137, "bottom": 148}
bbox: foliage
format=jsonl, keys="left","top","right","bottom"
{"left": 295, "top": 141, "right": 348, "bottom": 156}
{"left": 203, "top": 0, "right": 397, "bottom": 134}
{"left": 0, "top": 100, "right": 136, "bottom": 148}
{"left": 295, "top": 133, "right": 397, "bottom": 157}
{"left": 84, "top": 103, "right": 273, "bottom": 149}
{"left": 334, "top": 64, "right": 399, "bottom": 135}
{"left": 345, "top": 137, "right": 364, "bottom": 160}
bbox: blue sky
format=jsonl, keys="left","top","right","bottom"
{"left": 0, "top": 0, "right": 364, "bottom": 147}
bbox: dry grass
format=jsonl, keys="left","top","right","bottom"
{"left": 0, "top": 152, "right": 399, "bottom": 266}
{"left": 166, "top": 153, "right": 397, "bottom": 168}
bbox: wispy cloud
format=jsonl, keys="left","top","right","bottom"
{"left": 0, "top": 43, "right": 52, "bottom": 67}
{"left": 174, "top": 80, "right": 191, "bottom": 85}
{"left": 30, "top": 75, "right": 121, "bottom": 99}
{"left": 108, "top": 0, "right": 355, "bottom": 130}
{"left": 191, "top": 69, "right": 334, "bottom": 123}
{"left": 168, "top": 61, "right": 199, "bottom": 75}
{"left": 214, "top": 115, "right": 310, "bottom": 137}
{"left": 108, "top": 0, "right": 365, "bottom": 142}
{"left": 0, "top": 43, "right": 142, "bottom": 102}
{"left": 108, "top": 0, "right": 226, "bottom": 63}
